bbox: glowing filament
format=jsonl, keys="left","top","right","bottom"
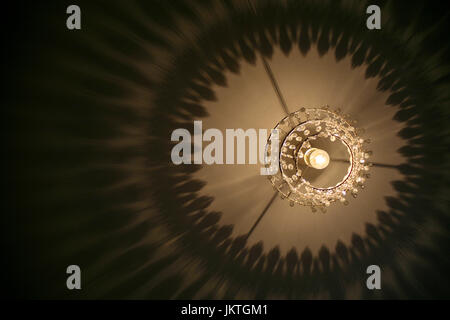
{"left": 304, "top": 148, "right": 330, "bottom": 170}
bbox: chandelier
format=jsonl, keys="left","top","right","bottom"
{"left": 266, "top": 106, "right": 372, "bottom": 212}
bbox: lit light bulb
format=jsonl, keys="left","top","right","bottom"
{"left": 304, "top": 148, "right": 330, "bottom": 170}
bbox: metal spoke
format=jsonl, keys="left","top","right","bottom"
{"left": 247, "top": 0, "right": 290, "bottom": 116}
{"left": 246, "top": 191, "right": 278, "bottom": 239}
{"left": 261, "top": 57, "right": 290, "bottom": 116}
{"left": 332, "top": 158, "right": 399, "bottom": 169}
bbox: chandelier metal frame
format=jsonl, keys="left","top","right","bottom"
{"left": 266, "top": 106, "right": 372, "bottom": 212}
